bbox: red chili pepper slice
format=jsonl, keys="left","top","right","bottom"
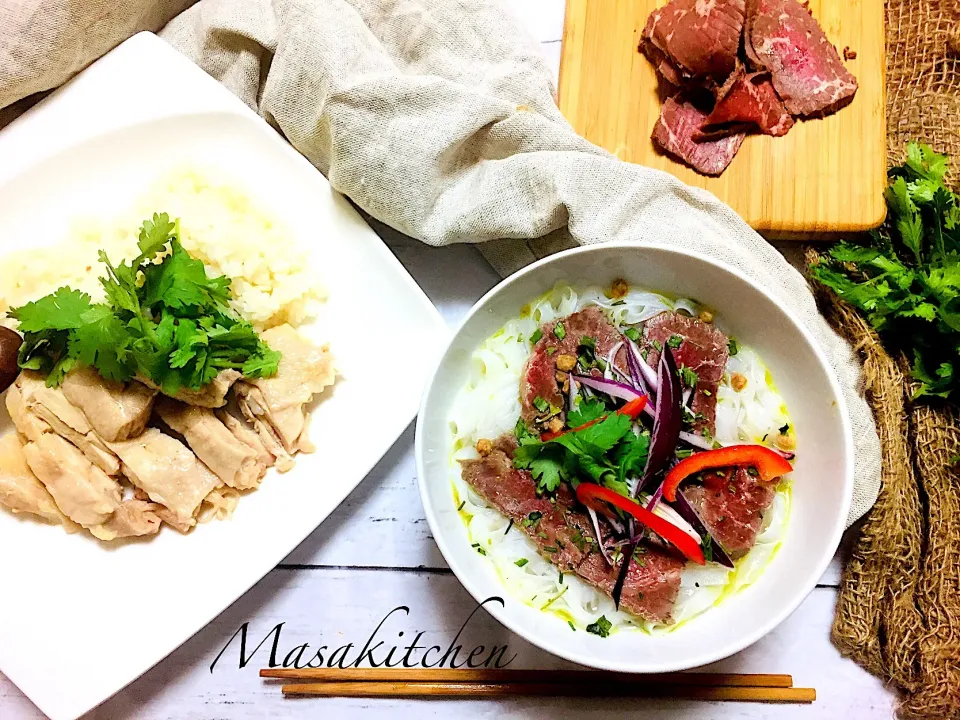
{"left": 662, "top": 445, "right": 793, "bottom": 502}
{"left": 575, "top": 482, "right": 705, "bottom": 565}
{"left": 540, "top": 396, "right": 647, "bottom": 442}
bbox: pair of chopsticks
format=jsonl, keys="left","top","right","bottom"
{"left": 260, "top": 668, "right": 816, "bottom": 702}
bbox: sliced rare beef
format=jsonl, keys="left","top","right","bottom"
{"left": 520, "top": 307, "right": 623, "bottom": 426}
{"left": 642, "top": 0, "right": 746, "bottom": 82}
{"left": 698, "top": 70, "right": 794, "bottom": 139}
{"left": 652, "top": 97, "right": 745, "bottom": 177}
{"left": 744, "top": 0, "right": 857, "bottom": 117}
{"left": 642, "top": 311, "right": 729, "bottom": 435}
{"left": 680, "top": 466, "right": 776, "bottom": 558}
{"left": 460, "top": 435, "right": 684, "bottom": 623}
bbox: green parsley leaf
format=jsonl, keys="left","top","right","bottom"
{"left": 586, "top": 615, "right": 612, "bottom": 638}
{"left": 667, "top": 334, "right": 683, "bottom": 349}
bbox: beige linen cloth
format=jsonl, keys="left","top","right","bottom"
{"left": 0, "top": 0, "right": 881, "bottom": 524}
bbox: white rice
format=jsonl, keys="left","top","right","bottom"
{"left": 449, "top": 285, "right": 793, "bottom": 635}
{"left": 0, "top": 169, "right": 324, "bottom": 331}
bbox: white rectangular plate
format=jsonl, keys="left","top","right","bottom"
{"left": 0, "top": 33, "right": 448, "bottom": 720}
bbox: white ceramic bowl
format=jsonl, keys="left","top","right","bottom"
{"left": 415, "top": 242, "right": 853, "bottom": 672}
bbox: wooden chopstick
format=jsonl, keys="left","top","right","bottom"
{"left": 279, "top": 680, "right": 816, "bottom": 702}
{"left": 260, "top": 668, "right": 794, "bottom": 688}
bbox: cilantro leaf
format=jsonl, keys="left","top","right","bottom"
{"left": 567, "top": 397, "right": 607, "bottom": 427}
{"left": 10, "top": 213, "right": 282, "bottom": 391}
{"left": 811, "top": 142, "right": 960, "bottom": 400}
{"left": 586, "top": 616, "right": 612, "bottom": 638}
{"left": 10, "top": 287, "right": 93, "bottom": 332}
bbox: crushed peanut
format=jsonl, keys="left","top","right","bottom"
{"left": 547, "top": 417, "right": 564, "bottom": 434}
{"left": 475, "top": 438, "right": 493, "bottom": 456}
{"left": 698, "top": 309, "right": 715, "bottom": 323}
{"left": 555, "top": 370, "right": 569, "bottom": 383}
{"left": 609, "top": 278, "right": 629, "bottom": 299}
{"left": 556, "top": 354, "right": 577, "bottom": 372}
{"left": 731, "top": 372, "right": 748, "bottom": 392}
{"left": 775, "top": 432, "right": 796, "bottom": 452}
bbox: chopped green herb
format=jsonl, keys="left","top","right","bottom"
{"left": 747, "top": 467, "right": 759, "bottom": 477}
{"left": 676, "top": 448, "right": 695, "bottom": 459}
{"left": 504, "top": 519, "right": 514, "bottom": 535}
{"left": 762, "top": 433, "right": 769, "bottom": 442}
{"left": 471, "top": 543, "right": 487, "bottom": 556}
{"left": 951, "top": 455, "right": 960, "bottom": 466}
{"left": 554, "top": 320, "right": 566, "bottom": 340}
{"left": 522, "top": 511, "right": 543, "bottom": 528}
{"left": 702, "top": 389, "right": 712, "bottom": 396}
{"left": 533, "top": 396, "right": 549, "bottom": 413}
{"left": 543, "top": 545, "right": 558, "bottom": 553}
{"left": 530, "top": 328, "right": 543, "bottom": 344}
{"left": 702, "top": 534, "right": 713, "bottom": 563}
{"left": 586, "top": 615, "right": 612, "bottom": 638}
{"left": 546, "top": 346, "right": 557, "bottom": 355}
{"left": 779, "top": 423, "right": 790, "bottom": 434}
{"left": 538, "top": 531, "right": 548, "bottom": 539}
{"left": 579, "top": 336, "right": 597, "bottom": 352}
{"left": 515, "top": 558, "right": 529, "bottom": 568}
{"left": 571, "top": 529, "right": 587, "bottom": 552}
{"left": 667, "top": 334, "right": 684, "bottom": 349}
{"left": 457, "top": 500, "right": 466, "bottom": 512}
{"left": 624, "top": 327, "right": 641, "bottom": 343}
{"left": 680, "top": 366, "right": 699, "bottom": 388}
{"left": 651, "top": 339, "right": 662, "bottom": 353}
{"left": 727, "top": 338, "right": 739, "bottom": 356}
{"left": 568, "top": 620, "right": 577, "bottom": 631}
{"left": 558, "top": 571, "right": 564, "bottom": 584}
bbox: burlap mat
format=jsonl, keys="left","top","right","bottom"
{"left": 808, "top": 1, "right": 960, "bottom": 716}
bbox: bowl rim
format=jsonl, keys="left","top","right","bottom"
{"left": 414, "top": 241, "right": 855, "bottom": 672}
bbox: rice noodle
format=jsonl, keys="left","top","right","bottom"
{"left": 449, "top": 284, "right": 792, "bottom": 635}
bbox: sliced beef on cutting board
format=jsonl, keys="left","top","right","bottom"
{"left": 642, "top": 0, "right": 746, "bottom": 82}
{"left": 652, "top": 96, "right": 745, "bottom": 177}
{"left": 520, "top": 307, "right": 624, "bottom": 425}
{"left": 680, "top": 466, "right": 776, "bottom": 558}
{"left": 642, "top": 311, "right": 729, "bottom": 435}
{"left": 460, "top": 435, "right": 684, "bottom": 623}
{"left": 697, "top": 70, "right": 794, "bottom": 139}
{"left": 744, "top": 0, "right": 857, "bottom": 116}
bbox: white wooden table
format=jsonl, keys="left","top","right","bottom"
{"left": 0, "top": 3, "right": 896, "bottom": 717}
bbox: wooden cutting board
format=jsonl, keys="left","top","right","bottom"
{"left": 557, "top": 0, "right": 887, "bottom": 238}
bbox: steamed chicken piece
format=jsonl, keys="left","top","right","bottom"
{"left": 157, "top": 397, "right": 266, "bottom": 490}
{"left": 0, "top": 433, "right": 78, "bottom": 531}
{"left": 23, "top": 433, "right": 121, "bottom": 528}
{"left": 61, "top": 367, "right": 156, "bottom": 442}
{"left": 89, "top": 500, "right": 162, "bottom": 542}
{"left": 234, "top": 325, "right": 334, "bottom": 469}
{"left": 9, "top": 373, "right": 120, "bottom": 475}
{"left": 137, "top": 369, "right": 241, "bottom": 409}
{"left": 108, "top": 428, "right": 220, "bottom": 526}
{"left": 217, "top": 409, "right": 275, "bottom": 470}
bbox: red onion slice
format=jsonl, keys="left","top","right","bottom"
{"left": 637, "top": 348, "right": 683, "bottom": 495}
{"left": 571, "top": 374, "right": 643, "bottom": 403}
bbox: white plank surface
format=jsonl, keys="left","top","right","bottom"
{"left": 0, "top": 4, "right": 891, "bottom": 718}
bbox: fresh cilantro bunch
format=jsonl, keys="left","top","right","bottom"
{"left": 11, "top": 213, "right": 281, "bottom": 392}
{"left": 811, "top": 143, "right": 960, "bottom": 399}
{"left": 513, "top": 398, "right": 649, "bottom": 496}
